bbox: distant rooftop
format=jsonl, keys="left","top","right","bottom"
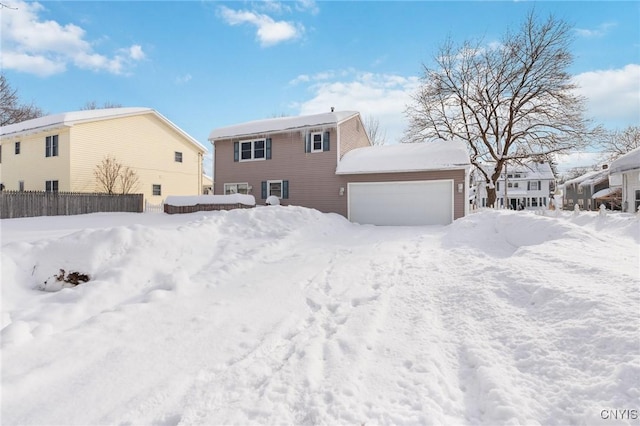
{"left": 209, "top": 111, "right": 360, "bottom": 141}
{"left": 609, "top": 146, "right": 640, "bottom": 174}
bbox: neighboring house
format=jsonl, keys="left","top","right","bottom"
{"left": 209, "top": 110, "right": 470, "bottom": 226}
{"left": 203, "top": 174, "right": 213, "bottom": 194}
{"left": 0, "top": 108, "right": 206, "bottom": 202}
{"left": 609, "top": 147, "right": 640, "bottom": 213}
{"left": 563, "top": 167, "right": 616, "bottom": 211}
{"left": 474, "top": 161, "right": 555, "bottom": 209}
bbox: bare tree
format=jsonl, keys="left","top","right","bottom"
{"left": 0, "top": 74, "right": 44, "bottom": 125}
{"left": 81, "top": 101, "right": 123, "bottom": 110}
{"left": 599, "top": 126, "right": 640, "bottom": 163}
{"left": 404, "top": 11, "right": 598, "bottom": 207}
{"left": 364, "top": 115, "right": 387, "bottom": 146}
{"left": 94, "top": 156, "right": 122, "bottom": 194}
{"left": 119, "top": 166, "right": 140, "bottom": 194}
{"left": 94, "top": 155, "right": 140, "bottom": 194}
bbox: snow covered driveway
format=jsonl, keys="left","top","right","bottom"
{"left": 2, "top": 207, "right": 639, "bottom": 425}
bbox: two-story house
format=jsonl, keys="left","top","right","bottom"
{"left": 209, "top": 111, "right": 470, "bottom": 226}
{"left": 474, "top": 161, "right": 555, "bottom": 209}
{"left": 0, "top": 108, "right": 206, "bottom": 202}
{"left": 562, "top": 167, "right": 615, "bottom": 211}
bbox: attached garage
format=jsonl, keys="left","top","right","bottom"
{"left": 336, "top": 140, "right": 470, "bottom": 226}
{"left": 348, "top": 180, "right": 454, "bottom": 225}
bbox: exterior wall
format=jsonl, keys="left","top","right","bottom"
{"left": 214, "top": 127, "right": 343, "bottom": 213}
{"left": 338, "top": 115, "right": 371, "bottom": 159}
{"left": 622, "top": 170, "right": 640, "bottom": 213}
{"left": 69, "top": 113, "right": 203, "bottom": 202}
{"left": 0, "top": 127, "right": 72, "bottom": 191}
{"left": 337, "top": 170, "right": 467, "bottom": 220}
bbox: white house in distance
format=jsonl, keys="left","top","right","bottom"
{"left": 608, "top": 146, "right": 640, "bottom": 213}
{"left": 0, "top": 108, "right": 207, "bottom": 202}
{"left": 474, "top": 161, "right": 555, "bottom": 209}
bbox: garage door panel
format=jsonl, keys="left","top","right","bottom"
{"left": 348, "top": 180, "right": 453, "bottom": 226}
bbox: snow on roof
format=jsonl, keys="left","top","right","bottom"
{"left": 336, "top": 139, "right": 470, "bottom": 175}
{"left": 475, "top": 161, "right": 555, "bottom": 180}
{"left": 577, "top": 169, "right": 609, "bottom": 187}
{"left": 0, "top": 107, "right": 207, "bottom": 152}
{"left": 609, "top": 147, "right": 640, "bottom": 174}
{"left": 563, "top": 170, "right": 604, "bottom": 186}
{"left": 208, "top": 111, "right": 360, "bottom": 140}
{"left": 592, "top": 187, "right": 621, "bottom": 199}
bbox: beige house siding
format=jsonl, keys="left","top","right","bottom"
{"left": 1, "top": 128, "right": 72, "bottom": 192}
{"left": 338, "top": 115, "right": 371, "bottom": 159}
{"left": 335, "top": 170, "right": 467, "bottom": 219}
{"left": 1, "top": 111, "right": 204, "bottom": 202}
{"left": 214, "top": 127, "right": 344, "bottom": 213}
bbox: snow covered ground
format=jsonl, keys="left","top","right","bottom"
{"left": 1, "top": 207, "right": 639, "bottom": 425}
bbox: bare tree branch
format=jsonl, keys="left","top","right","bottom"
{"left": 363, "top": 115, "right": 387, "bottom": 146}
{"left": 0, "top": 74, "right": 44, "bottom": 126}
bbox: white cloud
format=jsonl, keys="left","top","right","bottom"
{"left": 1, "top": 0, "right": 145, "bottom": 76}
{"left": 575, "top": 22, "right": 617, "bottom": 38}
{"left": 572, "top": 64, "right": 640, "bottom": 129}
{"left": 218, "top": 6, "right": 302, "bottom": 47}
{"left": 292, "top": 70, "right": 420, "bottom": 144}
{"left": 176, "top": 73, "right": 193, "bottom": 84}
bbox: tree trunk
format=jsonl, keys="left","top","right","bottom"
{"left": 486, "top": 186, "right": 497, "bottom": 208}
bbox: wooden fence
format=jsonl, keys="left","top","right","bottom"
{"left": 164, "top": 203, "right": 255, "bottom": 215}
{"left": 0, "top": 191, "right": 144, "bottom": 219}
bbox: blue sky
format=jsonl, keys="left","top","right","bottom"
{"left": 2, "top": 1, "right": 639, "bottom": 174}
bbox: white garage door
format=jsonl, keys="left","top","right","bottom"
{"left": 348, "top": 180, "right": 454, "bottom": 226}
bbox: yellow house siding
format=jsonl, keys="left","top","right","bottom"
{"left": 0, "top": 128, "right": 71, "bottom": 191}
{"left": 69, "top": 113, "right": 203, "bottom": 201}
{"left": 1, "top": 111, "right": 204, "bottom": 202}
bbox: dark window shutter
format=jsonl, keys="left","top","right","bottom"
{"left": 538, "top": 181, "right": 541, "bottom": 190}
{"left": 266, "top": 138, "right": 272, "bottom": 159}
{"left": 283, "top": 180, "right": 289, "bottom": 199}
{"left": 323, "top": 131, "right": 330, "bottom": 151}
{"left": 261, "top": 181, "right": 267, "bottom": 199}
{"left": 304, "top": 132, "right": 311, "bottom": 153}
{"left": 233, "top": 142, "right": 239, "bottom": 162}
{"left": 527, "top": 181, "right": 531, "bottom": 190}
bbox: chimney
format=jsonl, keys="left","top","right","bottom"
{"left": 331, "top": 107, "right": 334, "bottom": 112}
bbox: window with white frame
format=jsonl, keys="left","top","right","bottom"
{"left": 45, "top": 180, "right": 58, "bottom": 192}
{"left": 240, "top": 139, "right": 265, "bottom": 161}
{"left": 19, "top": 181, "right": 24, "bottom": 191}
{"left": 152, "top": 184, "right": 161, "bottom": 196}
{"left": 530, "top": 181, "right": 539, "bottom": 190}
{"left": 268, "top": 180, "right": 282, "bottom": 198}
{"left": 45, "top": 135, "right": 59, "bottom": 157}
{"left": 577, "top": 185, "right": 583, "bottom": 194}
{"left": 174, "top": 151, "right": 183, "bottom": 162}
{"left": 311, "top": 132, "right": 323, "bottom": 152}
{"left": 224, "top": 183, "right": 249, "bottom": 195}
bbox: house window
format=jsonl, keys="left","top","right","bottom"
{"left": 45, "top": 180, "right": 59, "bottom": 192}
{"left": 240, "top": 139, "right": 266, "bottom": 161}
{"left": 529, "top": 181, "right": 539, "bottom": 191}
{"left": 268, "top": 180, "right": 282, "bottom": 198}
{"left": 175, "top": 151, "right": 183, "bottom": 162}
{"left": 635, "top": 190, "right": 640, "bottom": 212}
{"left": 15, "top": 141, "right": 20, "bottom": 155}
{"left": 577, "top": 185, "right": 583, "bottom": 194}
{"left": 45, "top": 135, "right": 59, "bottom": 157}
{"left": 508, "top": 182, "right": 519, "bottom": 188}
{"left": 152, "top": 184, "right": 161, "bottom": 196}
{"left": 311, "top": 132, "right": 323, "bottom": 152}
{"left": 19, "top": 181, "right": 24, "bottom": 191}
{"left": 224, "top": 183, "right": 249, "bottom": 195}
